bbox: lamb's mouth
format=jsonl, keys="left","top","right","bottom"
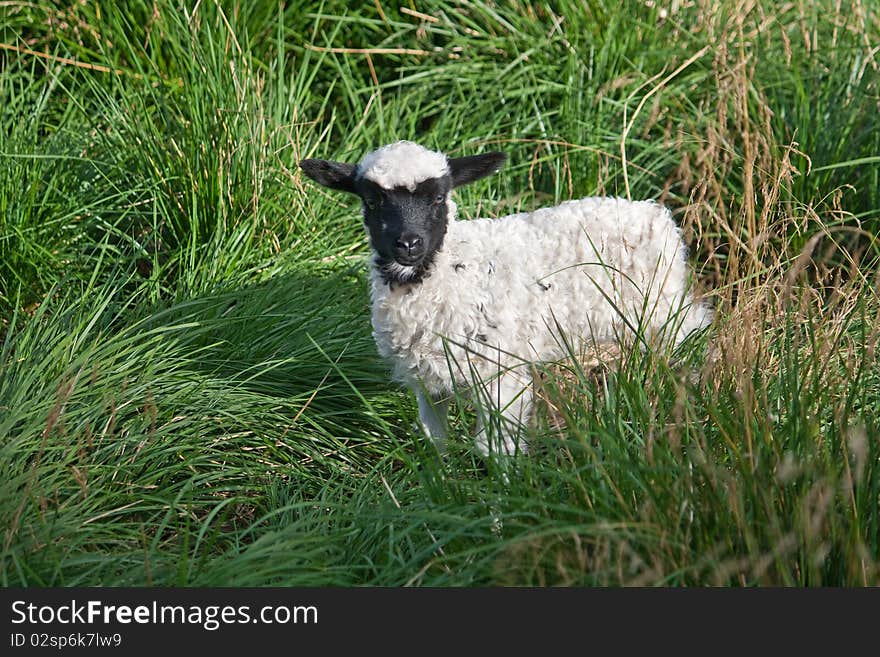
{"left": 374, "top": 255, "right": 430, "bottom": 287}
{"left": 394, "top": 255, "right": 423, "bottom": 267}
{"left": 386, "top": 260, "right": 419, "bottom": 279}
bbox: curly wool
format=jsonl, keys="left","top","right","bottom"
{"left": 357, "top": 141, "right": 449, "bottom": 191}
{"left": 369, "top": 196, "right": 712, "bottom": 395}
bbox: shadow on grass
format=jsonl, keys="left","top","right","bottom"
{"left": 144, "top": 264, "right": 391, "bottom": 403}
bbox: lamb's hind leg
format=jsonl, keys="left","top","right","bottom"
{"left": 474, "top": 372, "right": 532, "bottom": 457}
{"left": 414, "top": 388, "right": 450, "bottom": 451}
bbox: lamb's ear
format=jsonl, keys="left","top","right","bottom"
{"left": 299, "top": 159, "right": 357, "bottom": 194}
{"left": 448, "top": 152, "right": 507, "bottom": 188}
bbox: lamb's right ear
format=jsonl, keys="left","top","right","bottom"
{"left": 299, "top": 159, "right": 357, "bottom": 194}
{"left": 448, "top": 152, "right": 507, "bottom": 188}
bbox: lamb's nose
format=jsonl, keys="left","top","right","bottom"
{"left": 396, "top": 235, "right": 423, "bottom": 254}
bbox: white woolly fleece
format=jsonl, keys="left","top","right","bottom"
{"left": 369, "top": 196, "right": 712, "bottom": 399}
{"left": 357, "top": 141, "right": 449, "bottom": 191}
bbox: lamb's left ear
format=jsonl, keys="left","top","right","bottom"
{"left": 448, "top": 152, "right": 507, "bottom": 188}
{"left": 299, "top": 159, "right": 357, "bottom": 194}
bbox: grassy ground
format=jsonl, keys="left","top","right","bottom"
{"left": 1, "top": 0, "right": 878, "bottom": 586}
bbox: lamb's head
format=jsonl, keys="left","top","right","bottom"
{"left": 299, "top": 141, "right": 506, "bottom": 286}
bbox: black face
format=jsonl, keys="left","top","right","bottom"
{"left": 354, "top": 176, "right": 452, "bottom": 286}
{"left": 298, "top": 149, "right": 507, "bottom": 287}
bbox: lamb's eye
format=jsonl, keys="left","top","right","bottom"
{"left": 433, "top": 194, "right": 445, "bottom": 205}
{"left": 365, "top": 199, "right": 378, "bottom": 211}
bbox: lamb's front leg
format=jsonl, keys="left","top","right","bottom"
{"left": 414, "top": 388, "right": 450, "bottom": 450}
{"left": 474, "top": 372, "right": 532, "bottom": 458}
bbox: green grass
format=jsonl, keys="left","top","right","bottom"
{"left": 1, "top": 0, "right": 878, "bottom": 586}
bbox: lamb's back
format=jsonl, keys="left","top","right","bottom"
{"left": 445, "top": 197, "right": 687, "bottom": 342}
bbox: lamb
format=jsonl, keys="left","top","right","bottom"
{"left": 299, "top": 141, "right": 711, "bottom": 457}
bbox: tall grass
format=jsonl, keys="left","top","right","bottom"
{"left": 1, "top": 0, "right": 878, "bottom": 585}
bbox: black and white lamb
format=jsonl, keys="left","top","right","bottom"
{"left": 300, "top": 141, "right": 711, "bottom": 456}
